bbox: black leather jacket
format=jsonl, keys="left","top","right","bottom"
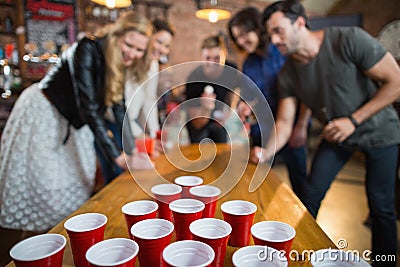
{"left": 39, "top": 37, "right": 134, "bottom": 161}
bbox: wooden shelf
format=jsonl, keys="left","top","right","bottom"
{"left": 0, "top": 2, "right": 15, "bottom": 7}
{"left": 0, "top": 31, "right": 15, "bottom": 35}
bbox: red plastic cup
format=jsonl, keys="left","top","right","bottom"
{"left": 64, "top": 213, "right": 108, "bottom": 267}
{"left": 85, "top": 238, "right": 139, "bottom": 267}
{"left": 232, "top": 245, "right": 288, "bottom": 267}
{"left": 163, "top": 240, "right": 215, "bottom": 267}
{"left": 251, "top": 221, "right": 296, "bottom": 260}
{"left": 135, "top": 138, "right": 155, "bottom": 155}
{"left": 220, "top": 200, "right": 257, "bottom": 247}
{"left": 170, "top": 198, "right": 205, "bottom": 241}
{"left": 166, "top": 102, "right": 178, "bottom": 114}
{"left": 190, "top": 218, "right": 232, "bottom": 267}
{"left": 174, "top": 175, "right": 203, "bottom": 198}
{"left": 156, "top": 129, "right": 168, "bottom": 141}
{"left": 189, "top": 185, "right": 221, "bottom": 218}
{"left": 130, "top": 218, "right": 174, "bottom": 267}
{"left": 121, "top": 200, "right": 158, "bottom": 239}
{"left": 151, "top": 184, "right": 182, "bottom": 221}
{"left": 10, "top": 234, "right": 66, "bottom": 267}
{"left": 5, "top": 43, "right": 14, "bottom": 59}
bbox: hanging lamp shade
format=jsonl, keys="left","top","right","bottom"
{"left": 91, "top": 0, "right": 131, "bottom": 9}
{"left": 195, "top": 8, "right": 231, "bottom": 23}
{"left": 195, "top": 0, "right": 231, "bottom": 23}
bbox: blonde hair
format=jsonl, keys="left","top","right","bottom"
{"left": 97, "top": 11, "right": 153, "bottom": 106}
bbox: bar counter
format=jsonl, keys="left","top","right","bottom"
{"left": 7, "top": 143, "right": 336, "bottom": 266}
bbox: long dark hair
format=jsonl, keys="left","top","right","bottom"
{"left": 152, "top": 19, "right": 175, "bottom": 36}
{"left": 227, "top": 7, "right": 268, "bottom": 52}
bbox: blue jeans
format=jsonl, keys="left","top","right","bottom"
{"left": 94, "top": 121, "right": 123, "bottom": 184}
{"left": 302, "top": 141, "right": 398, "bottom": 266}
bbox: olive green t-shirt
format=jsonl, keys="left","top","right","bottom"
{"left": 279, "top": 26, "right": 400, "bottom": 148}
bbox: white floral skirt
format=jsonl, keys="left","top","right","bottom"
{"left": 0, "top": 84, "right": 96, "bottom": 232}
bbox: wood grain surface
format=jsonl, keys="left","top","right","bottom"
{"left": 7, "top": 144, "right": 336, "bottom": 267}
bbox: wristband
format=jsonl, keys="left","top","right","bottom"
{"left": 349, "top": 115, "right": 359, "bottom": 128}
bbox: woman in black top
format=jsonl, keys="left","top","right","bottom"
{"left": 0, "top": 11, "right": 153, "bottom": 233}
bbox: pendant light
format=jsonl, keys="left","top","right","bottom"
{"left": 91, "top": 0, "right": 131, "bottom": 9}
{"left": 195, "top": 0, "right": 231, "bottom": 23}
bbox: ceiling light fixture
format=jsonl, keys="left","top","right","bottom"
{"left": 91, "top": 0, "right": 131, "bottom": 9}
{"left": 195, "top": 0, "right": 231, "bottom": 23}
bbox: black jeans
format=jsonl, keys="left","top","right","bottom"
{"left": 302, "top": 141, "right": 398, "bottom": 266}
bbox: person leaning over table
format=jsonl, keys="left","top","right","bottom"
{"left": 124, "top": 19, "right": 175, "bottom": 144}
{"left": 97, "top": 19, "right": 176, "bottom": 184}
{"left": 228, "top": 7, "right": 309, "bottom": 199}
{"left": 0, "top": 11, "right": 153, "bottom": 234}
{"left": 258, "top": 1, "right": 400, "bottom": 265}
{"left": 185, "top": 34, "right": 240, "bottom": 143}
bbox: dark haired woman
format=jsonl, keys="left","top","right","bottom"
{"left": 228, "top": 6, "right": 309, "bottom": 199}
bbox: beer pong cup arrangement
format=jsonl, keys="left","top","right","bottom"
{"left": 151, "top": 183, "right": 182, "bottom": 221}
{"left": 64, "top": 213, "right": 107, "bottom": 267}
{"left": 232, "top": 245, "right": 288, "bottom": 267}
{"left": 251, "top": 221, "right": 296, "bottom": 259}
{"left": 130, "top": 218, "right": 174, "bottom": 267}
{"left": 9, "top": 234, "right": 66, "bottom": 267}
{"left": 310, "top": 249, "right": 371, "bottom": 267}
{"left": 135, "top": 137, "right": 155, "bottom": 155}
{"left": 190, "top": 218, "right": 232, "bottom": 267}
{"left": 121, "top": 200, "right": 158, "bottom": 239}
{"left": 189, "top": 185, "right": 221, "bottom": 218}
{"left": 221, "top": 200, "right": 257, "bottom": 247}
{"left": 174, "top": 175, "right": 204, "bottom": 198}
{"left": 163, "top": 240, "right": 215, "bottom": 267}
{"left": 169, "top": 198, "right": 205, "bottom": 240}
{"left": 85, "top": 238, "right": 139, "bottom": 267}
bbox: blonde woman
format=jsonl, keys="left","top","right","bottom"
{"left": 125, "top": 19, "right": 175, "bottom": 140}
{"left": 0, "top": 11, "right": 153, "bottom": 235}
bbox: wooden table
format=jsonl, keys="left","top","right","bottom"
{"left": 7, "top": 143, "right": 336, "bottom": 266}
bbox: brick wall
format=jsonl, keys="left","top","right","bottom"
{"left": 166, "top": 0, "right": 265, "bottom": 67}
{"left": 166, "top": 0, "right": 400, "bottom": 68}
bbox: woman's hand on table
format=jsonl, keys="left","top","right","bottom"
{"left": 114, "top": 151, "right": 155, "bottom": 171}
{"left": 114, "top": 152, "right": 129, "bottom": 170}
{"left": 128, "top": 152, "right": 155, "bottom": 170}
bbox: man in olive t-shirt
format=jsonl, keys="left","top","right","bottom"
{"left": 258, "top": 1, "right": 400, "bottom": 265}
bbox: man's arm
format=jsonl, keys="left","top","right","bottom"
{"left": 252, "top": 97, "right": 298, "bottom": 163}
{"left": 324, "top": 52, "right": 400, "bottom": 143}
{"left": 288, "top": 102, "right": 311, "bottom": 148}
{"left": 354, "top": 52, "right": 400, "bottom": 123}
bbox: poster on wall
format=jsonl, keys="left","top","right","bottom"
{"left": 25, "top": 0, "right": 76, "bottom": 55}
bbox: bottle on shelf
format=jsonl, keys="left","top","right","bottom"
{"left": 0, "top": 17, "right": 4, "bottom": 32}
{"left": 10, "top": 43, "right": 21, "bottom": 89}
{"left": 1, "top": 43, "right": 17, "bottom": 98}
{"left": 0, "top": 49, "right": 5, "bottom": 92}
{"left": 4, "top": 13, "right": 13, "bottom": 33}
{"left": 1, "top": 59, "right": 12, "bottom": 98}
